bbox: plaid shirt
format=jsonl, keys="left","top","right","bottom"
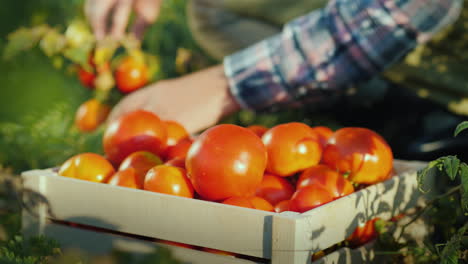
{"left": 224, "top": 0, "right": 462, "bottom": 111}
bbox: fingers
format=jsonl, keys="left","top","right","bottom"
{"left": 134, "top": 0, "right": 162, "bottom": 23}
{"left": 110, "top": 0, "right": 133, "bottom": 39}
{"left": 85, "top": 0, "right": 117, "bottom": 40}
{"left": 85, "top": 0, "right": 161, "bottom": 41}
{"left": 131, "top": 0, "right": 163, "bottom": 39}
{"left": 130, "top": 16, "right": 149, "bottom": 40}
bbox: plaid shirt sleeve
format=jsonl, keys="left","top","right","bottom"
{"left": 223, "top": 0, "right": 462, "bottom": 110}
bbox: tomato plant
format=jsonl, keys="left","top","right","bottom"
{"left": 58, "top": 152, "right": 115, "bottom": 183}
{"left": 186, "top": 124, "right": 267, "bottom": 201}
{"left": 322, "top": 127, "right": 393, "bottom": 185}
{"left": 103, "top": 110, "right": 167, "bottom": 165}
{"left": 262, "top": 122, "right": 322, "bottom": 177}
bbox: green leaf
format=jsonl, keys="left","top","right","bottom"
{"left": 454, "top": 121, "right": 468, "bottom": 137}
{"left": 440, "top": 223, "right": 468, "bottom": 264}
{"left": 39, "top": 29, "right": 67, "bottom": 57}
{"left": 94, "top": 37, "right": 119, "bottom": 66}
{"left": 62, "top": 42, "right": 93, "bottom": 68}
{"left": 460, "top": 163, "right": 468, "bottom": 213}
{"left": 64, "top": 19, "right": 94, "bottom": 48}
{"left": 442, "top": 156, "right": 461, "bottom": 181}
{"left": 3, "top": 25, "right": 50, "bottom": 60}
{"left": 417, "top": 159, "right": 442, "bottom": 193}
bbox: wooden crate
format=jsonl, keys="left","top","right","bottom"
{"left": 22, "top": 160, "right": 429, "bottom": 264}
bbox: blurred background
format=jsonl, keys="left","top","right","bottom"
{"left": 0, "top": 0, "right": 207, "bottom": 262}
{"left": 1, "top": 0, "right": 467, "bottom": 174}
{"left": 0, "top": 0, "right": 467, "bottom": 262}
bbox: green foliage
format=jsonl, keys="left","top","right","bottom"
{"left": 0, "top": 235, "right": 61, "bottom": 264}
{"left": 142, "top": 0, "right": 216, "bottom": 80}
{"left": 383, "top": 5, "right": 468, "bottom": 116}
{"left": 439, "top": 223, "right": 468, "bottom": 264}
{"left": 111, "top": 247, "right": 182, "bottom": 264}
{"left": 454, "top": 121, "right": 468, "bottom": 137}
{"left": 460, "top": 165, "right": 468, "bottom": 214}
{"left": 0, "top": 103, "right": 103, "bottom": 173}
{"left": 377, "top": 121, "right": 468, "bottom": 263}
{"left": 3, "top": 25, "right": 50, "bottom": 60}
{"left": 417, "top": 148, "right": 468, "bottom": 213}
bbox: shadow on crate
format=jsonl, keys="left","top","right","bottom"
{"left": 304, "top": 169, "right": 430, "bottom": 262}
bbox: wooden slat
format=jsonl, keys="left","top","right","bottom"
{"left": 22, "top": 170, "right": 275, "bottom": 258}
{"left": 41, "top": 221, "right": 260, "bottom": 264}
{"left": 22, "top": 159, "right": 429, "bottom": 263}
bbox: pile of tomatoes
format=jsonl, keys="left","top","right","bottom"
{"left": 59, "top": 109, "right": 394, "bottom": 249}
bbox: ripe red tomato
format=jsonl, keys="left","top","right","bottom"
{"left": 262, "top": 122, "right": 322, "bottom": 177}
{"left": 59, "top": 153, "right": 115, "bottom": 183}
{"left": 164, "top": 120, "right": 189, "bottom": 146}
{"left": 311, "top": 126, "right": 334, "bottom": 148}
{"left": 77, "top": 67, "right": 95, "bottom": 88}
{"left": 288, "top": 185, "right": 334, "bottom": 213}
{"left": 108, "top": 168, "right": 138, "bottom": 189}
{"left": 222, "top": 196, "right": 254, "bottom": 208}
{"left": 255, "top": 174, "right": 295, "bottom": 205}
{"left": 115, "top": 56, "right": 149, "bottom": 93}
{"left": 144, "top": 165, "right": 194, "bottom": 198}
{"left": 76, "top": 55, "right": 109, "bottom": 89}
{"left": 247, "top": 125, "right": 269, "bottom": 138}
{"left": 165, "top": 157, "right": 186, "bottom": 169}
{"left": 249, "top": 196, "right": 275, "bottom": 212}
{"left": 296, "top": 164, "right": 354, "bottom": 199}
{"left": 103, "top": 110, "right": 167, "bottom": 166}
{"left": 74, "top": 99, "right": 111, "bottom": 132}
{"left": 222, "top": 196, "right": 274, "bottom": 212}
{"left": 164, "top": 138, "right": 193, "bottom": 161}
{"left": 274, "top": 200, "right": 291, "bottom": 213}
{"left": 322, "top": 127, "right": 394, "bottom": 185}
{"left": 118, "top": 151, "right": 163, "bottom": 188}
{"left": 347, "top": 218, "right": 380, "bottom": 247}
{"left": 186, "top": 124, "right": 267, "bottom": 201}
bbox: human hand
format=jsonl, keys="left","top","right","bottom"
{"left": 107, "top": 65, "right": 241, "bottom": 134}
{"left": 84, "top": 0, "right": 163, "bottom": 40}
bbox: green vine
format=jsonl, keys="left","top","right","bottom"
{"left": 376, "top": 121, "right": 468, "bottom": 263}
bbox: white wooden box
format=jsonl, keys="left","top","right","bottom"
{"left": 21, "top": 160, "right": 429, "bottom": 264}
